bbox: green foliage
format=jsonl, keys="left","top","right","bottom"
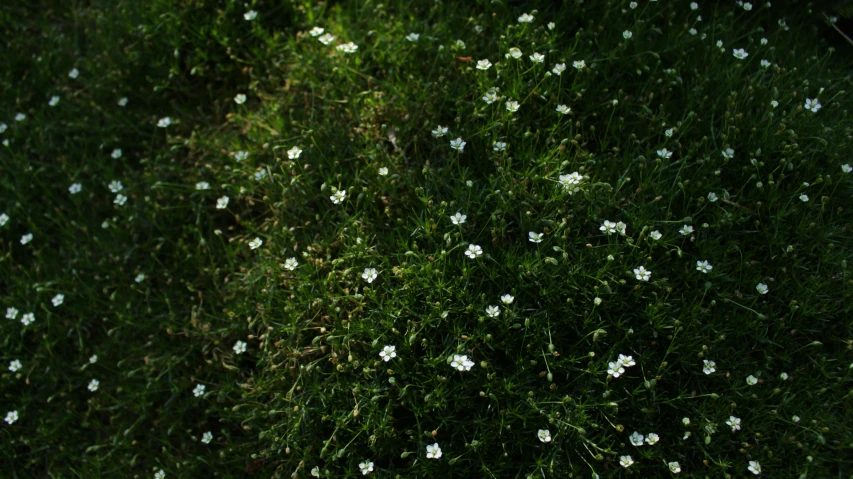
{"left": 1, "top": 0, "right": 852, "bottom": 477}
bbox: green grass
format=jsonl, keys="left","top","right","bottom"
{"left": 2, "top": 0, "right": 853, "bottom": 477}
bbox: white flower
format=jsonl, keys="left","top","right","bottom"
{"left": 696, "top": 260, "right": 713, "bottom": 274}
{"left": 629, "top": 431, "right": 644, "bottom": 446}
{"left": 493, "top": 141, "right": 507, "bottom": 151}
{"left": 49, "top": 96, "right": 60, "bottom": 107}
{"left": 89, "top": 354, "right": 98, "bottom": 364}
{"left": 450, "top": 354, "right": 474, "bottom": 371}
{"left": 330, "top": 190, "right": 347, "bottom": 204}
{"left": 552, "top": 63, "right": 566, "bottom": 75}
{"left": 362, "top": 268, "right": 378, "bottom": 283}
{"left": 645, "top": 433, "right": 660, "bottom": 445}
{"left": 528, "top": 232, "right": 543, "bottom": 243}
{"left": 537, "top": 429, "right": 552, "bottom": 443}
{"left": 506, "top": 47, "right": 522, "bottom": 59}
{"left": 318, "top": 33, "right": 336, "bottom": 45}
{"left": 505, "top": 100, "right": 520, "bottom": 113}
{"left": 0, "top": 213, "right": 7, "bottom": 227}
{"left": 703, "top": 359, "right": 716, "bottom": 375}
{"left": 722, "top": 147, "right": 735, "bottom": 160}
{"left": 679, "top": 225, "right": 694, "bottom": 236}
{"left": 358, "top": 460, "right": 374, "bottom": 475}
{"left": 707, "top": 192, "right": 718, "bottom": 202}
{"left": 633, "top": 266, "right": 651, "bottom": 281}
{"left": 244, "top": 10, "right": 258, "bottom": 21}
{"left": 6, "top": 307, "right": 18, "bottom": 320}
{"left": 665, "top": 128, "right": 674, "bottom": 138}
{"left": 157, "top": 117, "right": 171, "bottom": 128}
{"left": 405, "top": 32, "right": 420, "bottom": 42}
{"left": 657, "top": 148, "right": 672, "bottom": 159}
{"left": 669, "top": 461, "right": 682, "bottom": 473}
{"left": 449, "top": 138, "right": 466, "bottom": 151}
{"left": 14, "top": 113, "right": 26, "bottom": 122}
{"left": 733, "top": 48, "right": 749, "bottom": 59}
{"left": 232, "top": 151, "right": 248, "bottom": 162}
{"left": 618, "top": 354, "right": 635, "bottom": 367}
{"left": 287, "top": 146, "right": 303, "bottom": 159}
{"left": 118, "top": 97, "right": 129, "bottom": 107}
{"left": 771, "top": 100, "right": 778, "bottom": 108}
{"left": 748, "top": 460, "right": 761, "bottom": 475}
{"left": 486, "top": 305, "right": 500, "bottom": 318}
{"left": 689, "top": 27, "right": 698, "bottom": 35}
{"left": 378, "top": 167, "right": 389, "bottom": 176}
{"left": 309, "top": 27, "right": 325, "bottom": 37}
{"left": 249, "top": 237, "right": 263, "bottom": 250}
{"left": 193, "top": 384, "right": 206, "bottom": 397}
{"left": 195, "top": 181, "right": 210, "bottom": 191}
{"left": 233, "top": 340, "right": 247, "bottom": 354}
{"left": 760, "top": 59, "right": 771, "bottom": 68}
{"left": 110, "top": 148, "right": 123, "bottom": 159}
{"left": 558, "top": 172, "right": 583, "bottom": 193}
{"left": 607, "top": 362, "right": 625, "bottom": 378}
{"left": 465, "top": 244, "right": 482, "bottom": 259}
{"left": 573, "top": 60, "right": 585, "bottom": 70}
{"left": 600, "top": 220, "right": 617, "bottom": 235}
{"left": 311, "top": 466, "right": 320, "bottom": 477}
{"left": 135, "top": 273, "right": 145, "bottom": 283}
{"left": 431, "top": 125, "right": 448, "bottom": 137}
{"left": 594, "top": 297, "right": 602, "bottom": 305}
{"left": 216, "top": 196, "right": 229, "bottom": 209}
{"left": 336, "top": 42, "right": 358, "bottom": 53}
{"left": 476, "top": 59, "right": 492, "bottom": 70}
{"left": 482, "top": 91, "right": 499, "bottom": 104}
{"left": 547, "top": 22, "right": 555, "bottom": 30}
{"left": 619, "top": 455, "right": 634, "bottom": 468}
{"left": 500, "top": 294, "right": 514, "bottom": 305}
{"left": 743, "top": 2, "right": 753, "bottom": 10}
{"left": 201, "top": 431, "right": 213, "bottom": 444}
{"left": 450, "top": 212, "right": 467, "bottom": 225}
{"left": 690, "top": 2, "right": 699, "bottom": 9}
{"left": 155, "top": 470, "right": 165, "bottom": 479}
{"left": 5, "top": 410, "right": 18, "bottom": 425}
{"left": 780, "top": 372, "right": 788, "bottom": 380}
{"left": 20, "top": 233, "right": 33, "bottom": 245}
{"left": 51, "top": 294, "right": 64, "bottom": 307}
{"left": 841, "top": 164, "right": 852, "bottom": 173}
{"left": 726, "top": 416, "right": 742, "bottom": 432}
{"left": 8, "top": 360, "right": 22, "bottom": 372}
{"left": 650, "top": 230, "right": 662, "bottom": 240}
{"left": 556, "top": 105, "right": 571, "bottom": 115}
{"left": 234, "top": 93, "right": 247, "bottom": 105}
{"left": 518, "top": 13, "right": 534, "bottom": 23}
{"left": 379, "top": 345, "right": 397, "bottom": 362}
{"left": 0, "top": 122, "right": 6, "bottom": 133}
{"left": 623, "top": 30, "right": 632, "bottom": 40}
{"left": 108, "top": 180, "right": 124, "bottom": 193}
{"left": 746, "top": 375, "right": 758, "bottom": 385}
{"left": 68, "top": 68, "right": 79, "bottom": 79}
{"left": 529, "top": 52, "right": 545, "bottom": 63}
{"left": 284, "top": 257, "right": 298, "bottom": 271}
{"left": 799, "top": 194, "right": 809, "bottom": 202}
{"left": 426, "top": 442, "right": 442, "bottom": 459}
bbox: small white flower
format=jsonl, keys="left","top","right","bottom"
{"left": 657, "top": 148, "right": 672, "bottom": 159}
{"left": 683, "top": 431, "right": 691, "bottom": 440}
{"left": 558, "top": 172, "right": 583, "bottom": 193}
{"left": 552, "top": 63, "right": 566, "bottom": 75}
{"left": 155, "top": 470, "right": 165, "bottom": 479}
{"left": 682, "top": 417, "right": 691, "bottom": 426}
{"left": 68, "top": 183, "right": 83, "bottom": 194}
{"left": 689, "top": 27, "right": 698, "bottom": 35}
{"left": 426, "top": 442, "right": 442, "bottom": 459}
{"left": 378, "top": 167, "right": 389, "bottom": 176}
{"left": 449, "top": 138, "right": 466, "bottom": 151}
{"left": 51, "top": 294, "right": 64, "bottom": 307}
{"left": 573, "top": 60, "right": 585, "bottom": 70}
{"left": 804, "top": 98, "right": 823, "bottom": 113}
{"left": 629, "top": 431, "right": 644, "bottom": 446}
{"left": 507, "top": 47, "right": 522, "bottom": 59}
{"left": 405, "top": 32, "right": 420, "bottom": 42}
{"left": 733, "top": 48, "right": 749, "bottom": 60}
{"left": 311, "top": 466, "right": 320, "bottom": 477}
{"left": 201, "top": 431, "right": 213, "bottom": 444}
{"left": 618, "top": 354, "right": 635, "bottom": 367}
{"left": 118, "top": 97, "right": 129, "bottom": 107}
{"left": 110, "top": 148, "right": 123, "bottom": 159}
{"left": 68, "top": 68, "right": 79, "bottom": 79}
{"left": 280, "top": 258, "right": 297, "bottom": 272}
{"left": 537, "top": 429, "right": 552, "bottom": 443}
{"left": 696, "top": 260, "right": 713, "bottom": 274}
{"left": 88, "top": 379, "right": 100, "bottom": 392}
{"left": 529, "top": 52, "right": 545, "bottom": 64}
{"left": 49, "top": 96, "right": 60, "bottom": 107}
{"left": 633, "top": 266, "right": 651, "bottom": 281}
{"left": 309, "top": 27, "right": 325, "bottom": 37}
{"left": 465, "top": 244, "right": 483, "bottom": 259}
{"left": 244, "top": 10, "right": 258, "bottom": 21}
{"left": 216, "top": 196, "right": 229, "bottom": 209}
{"left": 748, "top": 460, "right": 761, "bottom": 475}
{"left": 668, "top": 461, "right": 681, "bottom": 473}
{"left": 486, "top": 305, "right": 500, "bottom": 318}
{"left": 792, "top": 415, "right": 800, "bottom": 422}
{"left": 770, "top": 100, "right": 778, "bottom": 108}
{"left": 645, "top": 433, "right": 660, "bottom": 445}
{"left": 493, "top": 141, "right": 507, "bottom": 151}
{"left": 703, "top": 359, "right": 716, "bottom": 375}
{"left": 379, "top": 345, "right": 397, "bottom": 362}
{"left": 607, "top": 362, "right": 625, "bottom": 378}
{"left": 746, "top": 375, "right": 758, "bottom": 385}
{"left": 362, "top": 268, "right": 378, "bottom": 283}
{"left": 135, "top": 273, "right": 145, "bottom": 283}
{"left": 679, "top": 225, "right": 694, "bottom": 236}
{"left": 547, "top": 22, "right": 555, "bottom": 30}
{"left": 450, "top": 354, "right": 474, "bottom": 371}
{"left": 8, "top": 360, "right": 22, "bottom": 372}
{"left": 600, "top": 220, "right": 617, "bottom": 235}
{"left": 233, "top": 93, "right": 247, "bottom": 105}
{"left": 476, "top": 59, "right": 492, "bottom": 70}
{"left": 665, "top": 128, "right": 674, "bottom": 138}
{"left": 330, "top": 190, "right": 347, "bottom": 204}
{"left": 450, "top": 212, "right": 467, "bottom": 225}
{"left": 760, "top": 59, "right": 771, "bottom": 68}
{"left": 722, "top": 147, "right": 735, "bottom": 160}
{"left": 619, "top": 455, "right": 634, "bottom": 468}
{"left": 500, "top": 294, "right": 514, "bottom": 305}
{"left": 650, "top": 230, "right": 662, "bottom": 240}
{"left": 505, "top": 100, "right": 520, "bottom": 113}
{"left": 318, "top": 33, "right": 336, "bottom": 45}
{"left": 6, "top": 307, "right": 19, "bottom": 320}
{"left": 336, "top": 42, "right": 359, "bottom": 53}
{"left": 193, "top": 384, "right": 206, "bottom": 397}
{"left": 630, "top": 2, "right": 638, "bottom": 8}
{"left": 799, "top": 194, "right": 809, "bottom": 202}
{"left": 755, "top": 283, "right": 768, "bottom": 295}
{"left": 594, "top": 297, "right": 602, "bottom": 305}
{"left": 0, "top": 213, "right": 7, "bottom": 227}
{"left": 358, "top": 460, "right": 374, "bottom": 475}
{"left": 623, "top": 30, "right": 632, "bottom": 40}
{"left": 716, "top": 39, "right": 724, "bottom": 48}
{"left": 482, "top": 91, "right": 499, "bottom": 104}
{"left": 743, "top": 2, "right": 753, "bottom": 10}
{"left": 195, "top": 181, "right": 210, "bottom": 191}
{"left": 287, "top": 146, "right": 302, "bottom": 159}
{"left": 233, "top": 340, "right": 247, "bottom": 355}
{"left": 157, "top": 117, "right": 171, "bottom": 128}
{"left": 780, "top": 372, "right": 788, "bottom": 380}
{"left": 20, "top": 233, "right": 33, "bottom": 245}
{"left": 5, "top": 410, "right": 18, "bottom": 425}
{"left": 528, "top": 232, "right": 543, "bottom": 244}
{"left": 108, "top": 180, "right": 124, "bottom": 193}
{"left": 114, "top": 193, "right": 128, "bottom": 206}
{"left": 707, "top": 192, "right": 718, "bottom": 203}
{"left": 0, "top": 122, "right": 6, "bottom": 133}
{"left": 248, "top": 237, "right": 263, "bottom": 250}
{"left": 518, "top": 13, "right": 534, "bottom": 23}
{"left": 431, "top": 125, "right": 448, "bottom": 137}
{"left": 14, "top": 113, "right": 26, "bottom": 122}
{"left": 556, "top": 105, "right": 571, "bottom": 115}
{"left": 841, "top": 164, "right": 852, "bottom": 173}
{"left": 89, "top": 354, "right": 98, "bottom": 364}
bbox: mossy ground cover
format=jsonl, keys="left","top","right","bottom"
{"left": 2, "top": 1, "right": 852, "bottom": 477}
